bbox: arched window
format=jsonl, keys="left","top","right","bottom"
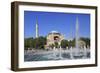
{"left": 54, "top": 36, "right": 59, "bottom": 42}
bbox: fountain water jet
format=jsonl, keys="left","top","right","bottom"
{"left": 84, "top": 46, "right": 87, "bottom": 58}
{"left": 59, "top": 46, "right": 63, "bottom": 59}
{"left": 53, "top": 46, "right": 56, "bottom": 58}
{"left": 70, "top": 47, "right": 73, "bottom": 59}
{"left": 74, "top": 17, "right": 81, "bottom": 57}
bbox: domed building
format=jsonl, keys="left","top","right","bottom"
{"left": 46, "top": 31, "right": 64, "bottom": 48}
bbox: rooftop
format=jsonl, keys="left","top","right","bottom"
{"left": 48, "top": 30, "right": 61, "bottom": 35}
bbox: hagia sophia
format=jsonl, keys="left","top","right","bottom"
{"left": 46, "top": 31, "right": 64, "bottom": 48}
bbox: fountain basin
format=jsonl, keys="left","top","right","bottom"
{"left": 24, "top": 48, "right": 90, "bottom": 61}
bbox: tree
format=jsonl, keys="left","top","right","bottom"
{"left": 71, "top": 39, "right": 75, "bottom": 47}
{"left": 49, "top": 44, "right": 54, "bottom": 49}
{"left": 61, "top": 40, "right": 68, "bottom": 48}
{"left": 32, "top": 36, "right": 47, "bottom": 49}
{"left": 80, "top": 37, "right": 90, "bottom": 48}
{"left": 54, "top": 42, "right": 59, "bottom": 48}
{"left": 24, "top": 37, "right": 33, "bottom": 50}
{"left": 24, "top": 36, "right": 47, "bottom": 50}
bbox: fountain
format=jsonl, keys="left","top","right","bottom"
{"left": 70, "top": 47, "right": 73, "bottom": 59}
{"left": 59, "top": 46, "right": 63, "bottom": 59}
{"left": 84, "top": 46, "right": 87, "bottom": 58}
{"left": 74, "top": 17, "right": 80, "bottom": 57}
{"left": 72, "top": 17, "right": 89, "bottom": 59}
{"left": 52, "top": 43, "right": 63, "bottom": 60}
{"left": 53, "top": 46, "right": 56, "bottom": 58}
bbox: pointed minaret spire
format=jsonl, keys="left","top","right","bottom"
{"left": 36, "top": 17, "right": 39, "bottom": 38}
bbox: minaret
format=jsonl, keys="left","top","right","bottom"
{"left": 36, "top": 17, "right": 39, "bottom": 38}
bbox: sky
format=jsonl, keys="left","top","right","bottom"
{"left": 24, "top": 11, "right": 90, "bottom": 39}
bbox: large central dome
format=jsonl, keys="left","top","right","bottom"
{"left": 48, "top": 30, "right": 61, "bottom": 35}
{"left": 50, "top": 31, "right": 59, "bottom": 33}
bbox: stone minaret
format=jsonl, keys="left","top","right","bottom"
{"left": 36, "top": 17, "right": 39, "bottom": 38}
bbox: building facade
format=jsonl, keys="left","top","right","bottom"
{"left": 46, "top": 31, "right": 64, "bottom": 48}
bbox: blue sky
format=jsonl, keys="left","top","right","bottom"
{"left": 24, "top": 11, "right": 90, "bottom": 39}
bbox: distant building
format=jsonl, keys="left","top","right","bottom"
{"left": 46, "top": 31, "right": 64, "bottom": 48}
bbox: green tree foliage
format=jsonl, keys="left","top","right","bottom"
{"left": 24, "top": 37, "right": 33, "bottom": 50}
{"left": 35, "top": 36, "right": 46, "bottom": 49}
{"left": 71, "top": 39, "right": 75, "bottom": 47}
{"left": 54, "top": 42, "right": 59, "bottom": 48}
{"left": 61, "top": 40, "right": 68, "bottom": 48}
{"left": 24, "top": 36, "right": 46, "bottom": 50}
{"left": 49, "top": 44, "right": 54, "bottom": 48}
{"left": 24, "top": 37, "right": 90, "bottom": 50}
{"left": 80, "top": 37, "right": 90, "bottom": 47}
